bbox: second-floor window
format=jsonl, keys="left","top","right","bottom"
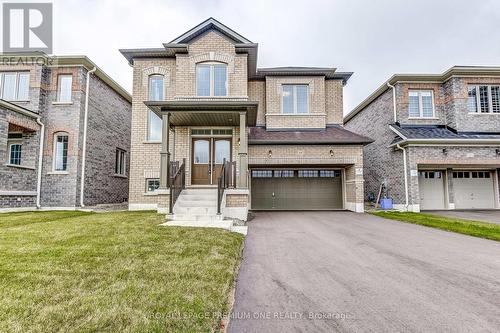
{"left": 57, "top": 74, "right": 73, "bottom": 102}
{"left": 282, "top": 84, "right": 309, "bottom": 114}
{"left": 149, "top": 75, "right": 164, "bottom": 101}
{"left": 408, "top": 90, "right": 434, "bottom": 118}
{"left": 196, "top": 63, "right": 227, "bottom": 96}
{"left": 0, "top": 72, "right": 29, "bottom": 101}
{"left": 468, "top": 85, "right": 500, "bottom": 113}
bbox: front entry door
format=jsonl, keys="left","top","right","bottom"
{"left": 192, "top": 138, "right": 231, "bottom": 185}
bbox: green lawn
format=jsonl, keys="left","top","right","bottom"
{"left": 0, "top": 211, "right": 244, "bottom": 332}
{"left": 372, "top": 211, "right": 500, "bottom": 241}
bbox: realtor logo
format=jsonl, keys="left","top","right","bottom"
{"left": 2, "top": 2, "right": 53, "bottom": 53}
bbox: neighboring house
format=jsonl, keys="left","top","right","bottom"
{"left": 0, "top": 53, "right": 131, "bottom": 211}
{"left": 120, "top": 17, "right": 371, "bottom": 221}
{"left": 345, "top": 66, "right": 500, "bottom": 211}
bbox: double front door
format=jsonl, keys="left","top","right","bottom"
{"left": 192, "top": 138, "right": 231, "bottom": 185}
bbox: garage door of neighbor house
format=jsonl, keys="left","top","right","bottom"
{"left": 453, "top": 171, "right": 496, "bottom": 209}
{"left": 419, "top": 171, "right": 446, "bottom": 210}
{"left": 251, "top": 169, "right": 343, "bottom": 210}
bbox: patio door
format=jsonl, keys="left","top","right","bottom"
{"left": 191, "top": 138, "right": 231, "bottom": 185}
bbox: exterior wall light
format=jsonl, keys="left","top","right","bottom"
{"left": 496, "top": 148, "right": 500, "bottom": 156}
{"left": 330, "top": 149, "right": 334, "bottom": 157}
{"left": 268, "top": 150, "right": 272, "bottom": 158}
{"left": 442, "top": 148, "right": 448, "bottom": 156}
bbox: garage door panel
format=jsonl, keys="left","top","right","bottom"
{"left": 419, "top": 171, "right": 446, "bottom": 210}
{"left": 453, "top": 171, "right": 495, "bottom": 209}
{"left": 251, "top": 169, "right": 343, "bottom": 210}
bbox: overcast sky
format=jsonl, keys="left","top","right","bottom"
{"left": 52, "top": 0, "right": 500, "bottom": 114}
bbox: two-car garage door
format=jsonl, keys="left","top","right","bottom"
{"left": 419, "top": 170, "right": 496, "bottom": 210}
{"left": 251, "top": 169, "right": 343, "bottom": 210}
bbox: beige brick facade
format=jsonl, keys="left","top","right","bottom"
{"left": 126, "top": 20, "right": 364, "bottom": 214}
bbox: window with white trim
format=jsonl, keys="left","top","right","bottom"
{"left": 9, "top": 143, "right": 22, "bottom": 165}
{"left": 148, "top": 111, "right": 162, "bottom": 141}
{"left": 408, "top": 90, "right": 434, "bottom": 118}
{"left": 53, "top": 133, "right": 69, "bottom": 171}
{"left": 146, "top": 179, "right": 160, "bottom": 192}
{"left": 115, "top": 148, "right": 126, "bottom": 176}
{"left": 196, "top": 63, "right": 227, "bottom": 96}
{"left": 468, "top": 85, "right": 500, "bottom": 113}
{"left": 57, "top": 74, "right": 73, "bottom": 102}
{"left": 148, "top": 75, "right": 164, "bottom": 101}
{"left": 282, "top": 84, "right": 309, "bottom": 114}
{"left": 0, "top": 72, "right": 29, "bottom": 101}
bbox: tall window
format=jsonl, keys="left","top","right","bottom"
{"left": 54, "top": 133, "right": 69, "bottom": 171}
{"left": 9, "top": 143, "right": 22, "bottom": 165}
{"left": 468, "top": 85, "right": 500, "bottom": 113}
{"left": 148, "top": 75, "right": 164, "bottom": 101}
{"left": 408, "top": 90, "right": 434, "bottom": 118}
{"left": 57, "top": 74, "right": 73, "bottom": 102}
{"left": 148, "top": 111, "right": 162, "bottom": 141}
{"left": 196, "top": 63, "right": 227, "bottom": 96}
{"left": 115, "top": 148, "right": 126, "bottom": 176}
{"left": 0, "top": 72, "right": 29, "bottom": 101}
{"left": 282, "top": 84, "right": 309, "bottom": 114}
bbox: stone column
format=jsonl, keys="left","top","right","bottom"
{"left": 159, "top": 112, "right": 170, "bottom": 189}
{"left": 238, "top": 112, "right": 248, "bottom": 188}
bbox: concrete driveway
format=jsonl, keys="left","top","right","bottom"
{"left": 425, "top": 210, "right": 500, "bottom": 225}
{"left": 228, "top": 211, "right": 500, "bottom": 333}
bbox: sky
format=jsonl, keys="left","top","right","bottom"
{"left": 48, "top": 0, "right": 500, "bottom": 114}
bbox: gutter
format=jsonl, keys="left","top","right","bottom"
{"left": 387, "top": 82, "right": 397, "bottom": 123}
{"left": 35, "top": 117, "right": 44, "bottom": 208}
{"left": 79, "top": 67, "right": 97, "bottom": 207}
{"left": 396, "top": 143, "right": 409, "bottom": 210}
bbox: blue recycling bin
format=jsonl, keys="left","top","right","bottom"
{"left": 380, "top": 198, "right": 393, "bottom": 210}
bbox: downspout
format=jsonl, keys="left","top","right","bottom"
{"left": 387, "top": 82, "right": 397, "bottom": 123}
{"left": 396, "top": 143, "right": 409, "bottom": 210}
{"left": 35, "top": 117, "right": 45, "bottom": 208}
{"left": 79, "top": 67, "right": 97, "bottom": 207}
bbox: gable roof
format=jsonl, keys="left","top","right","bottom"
{"left": 344, "top": 65, "right": 500, "bottom": 123}
{"left": 169, "top": 17, "right": 252, "bottom": 44}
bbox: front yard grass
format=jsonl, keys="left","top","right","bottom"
{"left": 372, "top": 211, "right": 500, "bottom": 242}
{"left": 0, "top": 211, "right": 244, "bottom": 332}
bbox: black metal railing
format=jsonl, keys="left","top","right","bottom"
{"left": 169, "top": 158, "right": 186, "bottom": 213}
{"left": 217, "top": 159, "right": 236, "bottom": 214}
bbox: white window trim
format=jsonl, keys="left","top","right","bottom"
{"left": 0, "top": 72, "right": 30, "bottom": 102}
{"left": 280, "top": 84, "right": 310, "bottom": 114}
{"left": 468, "top": 85, "right": 500, "bottom": 114}
{"left": 146, "top": 110, "right": 162, "bottom": 143}
{"left": 148, "top": 74, "right": 165, "bottom": 101}
{"left": 195, "top": 62, "right": 228, "bottom": 97}
{"left": 56, "top": 74, "right": 73, "bottom": 103}
{"left": 114, "top": 148, "right": 127, "bottom": 177}
{"left": 52, "top": 132, "right": 69, "bottom": 172}
{"left": 408, "top": 90, "right": 435, "bottom": 119}
{"left": 7, "top": 142, "right": 22, "bottom": 165}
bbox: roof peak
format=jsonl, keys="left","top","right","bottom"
{"left": 169, "top": 17, "right": 252, "bottom": 44}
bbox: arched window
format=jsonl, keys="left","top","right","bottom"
{"left": 196, "top": 63, "right": 227, "bottom": 97}
{"left": 53, "top": 132, "right": 69, "bottom": 171}
{"left": 148, "top": 74, "right": 164, "bottom": 101}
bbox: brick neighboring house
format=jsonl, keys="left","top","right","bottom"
{"left": 0, "top": 54, "right": 131, "bottom": 211}
{"left": 120, "top": 18, "right": 372, "bottom": 221}
{"left": 344, "top": 66, "right": 500, "bottom": 211}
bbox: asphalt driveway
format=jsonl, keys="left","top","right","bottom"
{"left": 425, "top": 210, "right": 500, "bottom": 225}
{"left": 228, "top": 211, "right": 500, "bottom": 333}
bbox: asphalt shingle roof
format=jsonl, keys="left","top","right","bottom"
{"left": 392, "top": 124, "right": 500, "bottom": 140}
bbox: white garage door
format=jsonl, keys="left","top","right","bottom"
{"left": 419, "top": 171, "right": 446, "bottom": 210}
{"left": 453, "top": 171, "right": 496, "bottom": 209}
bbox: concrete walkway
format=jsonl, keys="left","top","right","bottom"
{"left": 228, "top": 211, "right": 500, "bottom": 333}
{"left": 425, "top": 210, "right": 500, "bottom": 225}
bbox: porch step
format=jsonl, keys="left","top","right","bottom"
{"left": 171, "top": 188, "right": 219, "bottom": 221}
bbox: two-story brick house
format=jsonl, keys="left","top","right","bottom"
{"left": 0, "top": 53, "right": 131, "bottom": 211}
{"left": 120, "top": 18, "right": 371, "bottom": 221}
{"left": 345, "top": 66, "right": 500, "bottom": 211}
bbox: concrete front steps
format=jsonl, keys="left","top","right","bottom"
{"left": 161, "top": 188, "right": 247, "bottom": 235}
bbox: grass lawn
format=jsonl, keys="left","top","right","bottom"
{"left": 0, "top": 211, "right": 244, "bottom": 332}
{"left": 372, "top": 211, "right": 500, "bottom": 242}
